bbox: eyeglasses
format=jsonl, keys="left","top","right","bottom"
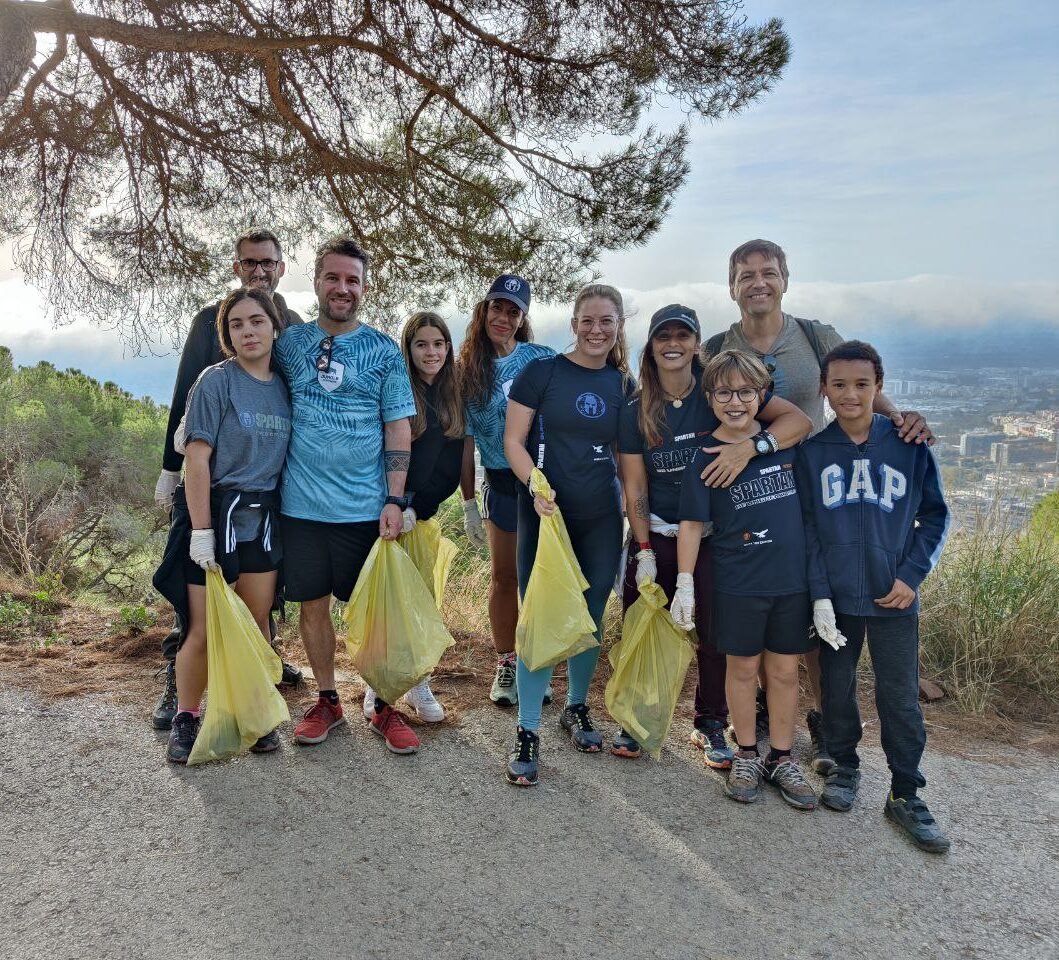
{"left": 576, "top": 317, "right": 618, "bottom": 331}
{"left": 238, "top": 258, "right": 280, "bottom": 271}
{"left": 710, "top": 387, "right": 759, "bottom": 403}
{"left": 316, "top": 336, "right": 334, "bottom": 373}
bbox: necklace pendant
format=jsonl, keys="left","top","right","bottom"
{"left": 672, "top": 398, "right": 683, "bottom": 408}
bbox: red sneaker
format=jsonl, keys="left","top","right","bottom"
{"left": 370, "top": 705, "right": 420, "bottom": 754}
{"left": 293, "top": 697, "right": 345, "bottom": 745}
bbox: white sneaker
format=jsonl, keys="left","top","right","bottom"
{"left": 403, "top": 678, "right": 445, "bottom": 723}
{"left": 362, "top": 684, "right": 375, "bottom": 720}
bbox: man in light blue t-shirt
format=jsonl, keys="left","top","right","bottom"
{"left": 273, "top": 237, "right": 422, "bottom": 755}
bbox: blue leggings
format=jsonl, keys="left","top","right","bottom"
{"left": 515, "top": 497, "right": 623, "bottom": 731}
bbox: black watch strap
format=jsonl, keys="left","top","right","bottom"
{"left": 385, "top": 494, "right": 413, "bottom": 509}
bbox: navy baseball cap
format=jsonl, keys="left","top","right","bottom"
{"left": 648, "top": 303, "right": 700, "bottom": 339}
{"left": 484, "top": 274, "right": 531, "bottom": 314}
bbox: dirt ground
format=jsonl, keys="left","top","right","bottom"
{"left": 1, "top": 600, "right": 1057, "bottom": 960}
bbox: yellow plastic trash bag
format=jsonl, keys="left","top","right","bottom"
{"left": 344, "top": 537, "right": 456, "bottom": 703}
{"left": 188, "top": 569, "right": 291, "bottom": 766}
{"left": 604, "top": 580, "right": 695, "bottom": 759}
{"left": 515, "top": 468, "right": 598, "bottom": 672}
{"left": 399, "top": 517, "right": 459, "bottom": 608}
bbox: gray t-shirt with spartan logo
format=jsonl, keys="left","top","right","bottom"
{"left": 184, "top": 359, "right": 292, "bottom": 539}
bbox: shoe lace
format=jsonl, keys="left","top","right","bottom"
{"left": 771, "top": 758, "right": 811, "bottom": 789}
{"left": 731, "top": 754, "right": 765, "bottom": 782}
{"left": 496, "top": 661, "right": 516, "bottom": 688}
{"left": 706, "top": 726, "right": 729, "bottom": 752}
{"left": 515, "top": 729, "right": 539, "bottom": 762}
{"left": 567, "top": 703, "right": 594, "bottom": 732}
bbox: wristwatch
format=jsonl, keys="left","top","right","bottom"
{"left": 751, "top": 430, "right": 778, "bottom": 456}
{"left": 385, "top": 494, "right": 413, "bottom": 509}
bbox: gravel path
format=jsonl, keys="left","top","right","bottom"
{"left": 1, "top": 686, "right": 1056, "bottom": 960}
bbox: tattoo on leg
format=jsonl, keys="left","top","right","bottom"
{"left": 385, "top": 450, "right": 410, "bottom": 473}
{"left": 634, "top": 495, "right": 649, "bottom": 520}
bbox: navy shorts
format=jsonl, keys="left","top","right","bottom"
{"left": 184, "top": 533, "right": 275, "bottom": 587}
{"left": 481, "top": 468, "right": 518, "bottom": 534}
{"left": 280, "top": 516, "right": 378, "bottom": 603}
{"left": 712, "top": 591, "right": 815, "bottom": 657}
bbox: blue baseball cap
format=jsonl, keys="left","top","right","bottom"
{"left": 648, "top": 303, "right": 700, "bottom": 339}
{"left": 484, "top": 274, "right": 531, "bottom": 315}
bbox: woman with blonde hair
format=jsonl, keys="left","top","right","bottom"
{"left": 501, "top": 283, "right": 633, "bottom": 786}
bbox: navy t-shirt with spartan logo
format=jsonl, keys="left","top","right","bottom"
{"left": 678, "top": 440, "right": 808, "bottom": 596}
{"left": 508, "top": 354, "right": 632, "bottom": 519}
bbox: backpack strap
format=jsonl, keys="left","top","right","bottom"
{"left": 791, "top": 315, "right": 826, "bottom": 367}
{"left": 703, "top": 331, "right": 726, "bottom": 360}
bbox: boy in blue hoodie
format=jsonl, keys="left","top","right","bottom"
{"left": 795, "top": 341, "right": 951, "bottom": 853}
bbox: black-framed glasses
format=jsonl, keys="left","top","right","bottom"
{"left": 316, "top": 336, "right": 334, "bottom": 373}
{"left": 711, "top": 387, "right": 759, "bottom": 403}
{"left": 238, "top": 257, "right": 279, "bottom": 271}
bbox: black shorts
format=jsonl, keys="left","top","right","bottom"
{"left": 712, "top": 591, "right": 815, "bottom": 657}
{"left": 183, "top": 534, "right": 276, "bottom": 587}
{"left": 482, "top": 468, "right": 518, "bottom": 534}
{"left": 280, "top": 515, "right": 378, "bottom": 603}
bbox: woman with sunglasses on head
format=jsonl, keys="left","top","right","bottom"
{"left": 617, "top": 305, "right": 812, "bottom": 763}
{"left": 153, "top": 288, "right": 292, "bottom": 764}
{"left": 501, "top": 283, "right": 634, "bottom": 786}
{"left": 361, "top": 311, "right": 464, "bottom": 725}
{"left": 459, "top": 276, "right": 555, "bottom": 708}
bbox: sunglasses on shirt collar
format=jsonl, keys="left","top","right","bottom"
{"left": 316, "top": 336, "right": 335, "bottom": 373}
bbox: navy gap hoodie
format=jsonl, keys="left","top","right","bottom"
{"left": 794, "top": 414, "right": 950, "bottom": 617}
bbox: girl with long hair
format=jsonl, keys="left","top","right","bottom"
{"left": 501, "top": 283, "right": 633, "bottom": 786}
{"left": 458, "top": 276, "right": 554, "bottom": 707}
{"left": 152, "top": 288, "right": 292, "bottom": 763}
{"left": 617, "top": 305, "right": 812, "bottom": 762}
{"left": 361, "top": 311, "right": 465, "bottom": 726}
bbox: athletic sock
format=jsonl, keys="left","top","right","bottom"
{"left": 767, "top": 747, "right": 791, "bottom": 764}
{"left": 498, "top": 651, "right": 516, "bottom": 665}
{"left": 319, "top": 689, "right": 339, "bottom": 706}
{"left": 736, "top": 743, "right": 758, "bottom": 756}
{"left": 176, "top": 707, "right": 201, "bottom": 719}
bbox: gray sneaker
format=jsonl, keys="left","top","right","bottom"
{"left": 806, "top": 710, "right": 836, "bottom": 775}
{"left": 765, "top": 756, "right": 818, "bottom": 810}
{"left": 821, "top": 766, "right": 861, "bottom": 812}
{"left": 884, "top": 794, "right": 950, "bottom": 853}
{"left": 490, "top": 657, "right": 518, "bottom": 706}
{"left": 725, "top": 752, "right": 766, "bottom": 803}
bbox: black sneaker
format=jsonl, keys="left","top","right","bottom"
{"left": 754, "top": 688, "right": 769, "bottom": 741}
{"left": 250, "top": 728, "right": 281, "bottom": 753}
{"left": 821, "top": 766, "right": 861, "bottom": 812}
{"left": 611, "top": 727, "right": 642, "bottom": 759}
{"left": 166, "top": 712, "right": 200, "bottom": 764}
{"left": 885, "top": 794, "right": 951, "bottom": 854}
{"left": 152, "top": 661, "right": 178, "bottom": 731}
{"left": 806, "top": 709, "right": 836, "bottom": 775}
{"left": 559, "top": 703, "right": 603, "bottom": 753}
{"left": 506, "top": 727, "right": 540, "bottom": 787}
{"left": 278, "top": 661, "right": 303, "bottom": 688}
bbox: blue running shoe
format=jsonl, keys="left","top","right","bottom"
{"left": 821, "top": 766, "right": 861, "bottom": 812}
{"left": 506, "top": 727, "right": 540, "bottom": 787}
{"left": 611, "top": 727, "right": 642, "bottom": 759}
{"left": 559, "top": 703, "right": 603, "bottom": 753}
{"left": 690, "top": 720, "right": 734, "bottom": 770}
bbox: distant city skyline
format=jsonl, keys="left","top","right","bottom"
{"left": 2, "top": 0, "right": 1056, "bottom": 399}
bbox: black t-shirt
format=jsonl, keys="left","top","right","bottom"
{"left": 678, "top": 440, "right": 807, "bottom": 596}
{"left": 406, "top": 381, "right": 464, "bottom": 522}
{"left": 508, "top": 355, "right": 631, "bottom": 519}
{"left": 618, "top": 369, "right": 721, "bottom": 524}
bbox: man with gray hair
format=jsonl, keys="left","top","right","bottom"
{"left": 702, "top": 238, "right": 933, "bottom": 775}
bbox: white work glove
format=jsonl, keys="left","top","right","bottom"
{"left": 462, "top": 497, "right": 487, "bottom": 549}
{"left": 669, "top": 572, "right": 696, "bottom": 631}
{"left": 189, "top": 529, "right": 219, "bottom": 571}
{"left": 813, "top": 599, "right": 848, "bottom": 651}
{"left": 634, "top": 548, "right": 657, "bottom": 586}
{"left": 154, "top": 469, "right": 181, "bottom": 514}
{"left": 401, "top": 507, "right": 417, "bottom": 534}
{"left": 173, "top": 414, "right": 188, "bottom": 455}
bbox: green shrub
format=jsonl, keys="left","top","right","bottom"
{"left": 920, "top": 524, "right": 1059, "bottom": 713}
{"left": 114, "top": 604, "right": 157, "bottom": 634}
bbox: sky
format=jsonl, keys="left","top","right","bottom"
{"left": 2, "top": 0, "right": 1057, "bottom": 400}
